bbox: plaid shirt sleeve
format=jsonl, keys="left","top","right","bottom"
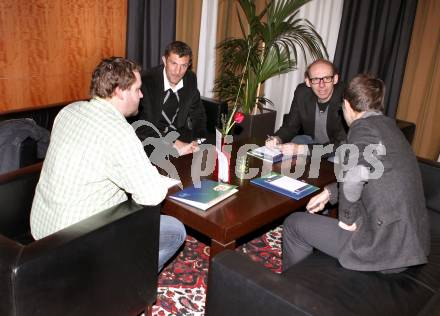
{"left": 106, "top": 122, "right": 168, "bottom": 206}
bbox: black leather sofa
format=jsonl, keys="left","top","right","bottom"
{"left": 0, "top": 163, "right": 161, "bottom": 316}
{"left": 206, "top": 157, "right": 440, "bottom": 316}
{"left": 0, "top": 102, "right": 69, "bottom": 130}
{"left": 1, "top": 99, "right": 416, "bottom": 162}
{"left": 0, "top": 99, "right": 225, "bottom": 168}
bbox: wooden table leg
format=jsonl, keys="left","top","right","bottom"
{"left": 144, "top": 304, "right": 153, "bottom": 316}
{"left": 210, "top": 239, "right": 236, "bottom": 259}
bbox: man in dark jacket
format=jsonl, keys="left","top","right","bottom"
{"left": 266, "top": 59, "right": 346, "bottom": 156}
{"left": 130, "top": 41, "right": 207, "bottom": 156}
{"left": 282, "top": 74, "right": 429, "bottom": 273}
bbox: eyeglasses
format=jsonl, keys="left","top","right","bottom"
{"left": 309, "top": 76, "right": 334, "bottom": 85}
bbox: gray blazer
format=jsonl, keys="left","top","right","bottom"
{"left": 327, "top": 112, "right": 429, "bottom": 271}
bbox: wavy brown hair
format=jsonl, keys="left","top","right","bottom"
{"left": 90, "top": 57, "right": 141, "bottom": 98}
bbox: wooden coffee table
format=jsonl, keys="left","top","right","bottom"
{"left": 161, "top": 142, "right": 336, "bottom": 258}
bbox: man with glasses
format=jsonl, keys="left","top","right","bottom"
{"left": 266, "top": 59, "right": 346, "bottom": 157}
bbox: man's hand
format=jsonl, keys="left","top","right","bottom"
{"left": 338, "top": 221, "right": 357, "bottom": 231}
{"left": 174, "top": 140, "right": 199, "bottom": 156}
{"left": 306, "top": 188, "right": 330, "bottom": 213}
{"left": 265, "top": 136, "right": 281, "bottom": 149}
{"left": 279, "top": 143, "right": 307, "bottom": 156}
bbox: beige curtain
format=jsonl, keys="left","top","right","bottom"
{"left": 217, "top": 0, "right": 248, "bottom": 43}
{"left": 216, "top": 0, "right": 241, "bottom": 79}
{"left": 175, "top": 0, "right": 203, "bottom": 72}
{"left": 397, "top": 0, "right": 440, "bottom": 160}
{"left": 176, "top": 0, "right": 265, "bottom": 98}
{"left": 217, "top": 0, "right": 266, "bottom": 41}
{"left": 215, "top": 0, "right": 267, "bottom": 100}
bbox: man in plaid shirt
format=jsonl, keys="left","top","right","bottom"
{"left": 30, "top": 57, "right": 186, "bottom": 271}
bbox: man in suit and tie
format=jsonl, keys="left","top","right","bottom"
{"left": 131, "top": 41, "right": 207, "bottom": 156}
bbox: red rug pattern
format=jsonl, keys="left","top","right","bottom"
{"left": 150, "top": 226, "right": 282, "bottom": 316}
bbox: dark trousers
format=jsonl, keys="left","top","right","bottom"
{"left": 282, "top": 212, "right": 352, "bottom": 271}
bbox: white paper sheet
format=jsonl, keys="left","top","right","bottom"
{"left": 269, "top": 176, "right": 307, "bottom": 192}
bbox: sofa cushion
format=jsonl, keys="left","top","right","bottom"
{"left": 207, "top": 239, "right": 440, "bottom": 316}
{"left": 279, "top": 235, "right": 440, "bottom": 315}
{"left": 0, "top": 164, "right": 41, "bottom": 240}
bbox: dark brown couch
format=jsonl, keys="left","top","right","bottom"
{"left": 0, "top": 163, "right": 161, "bottom": 316}
{"left": 206, "top": 158, "right": 440, "bottom": 316}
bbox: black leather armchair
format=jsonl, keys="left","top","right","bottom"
{"left": 206, "top": 158, "right": 440, "bottom": 316}
{"left": 0, "top": 163, "right": 160, "bottom": 316}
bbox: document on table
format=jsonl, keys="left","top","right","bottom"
{"left": 267, "top": 176, "right": 308, "bottom": 192}
{"left": 250, "top": 172, "right": 319, "bottom": 200}
{"left": 247, "top": 145, "right": 292, "bottom": 163}
{"left": 168, "top": 180, "right": 238, "bottom": 211}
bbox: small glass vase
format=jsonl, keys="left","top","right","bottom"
{"left": 213, "top": 129, "right": 233, "bottom": 183}
{"left": 235, "top": 154, "right": 249, "bottom": 180}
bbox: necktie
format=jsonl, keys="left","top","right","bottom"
{"left": 160, "top": 89, "right": 179, "bottom": 133}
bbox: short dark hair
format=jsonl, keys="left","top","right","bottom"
{"left": 344, "top": 74, "right": 385, "bottom": 112}
{"left": 164, "top": 41, "right": 192, "bottom": 62}
{"left": 305, "top": 59, "right": 337, "bottom": 78}
{"left": 90, "top": 57, "right": 141, "bottom": 98}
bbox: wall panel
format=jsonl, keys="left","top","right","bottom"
{"left": 0, "top": 0, "right": 127, "bottom": 113}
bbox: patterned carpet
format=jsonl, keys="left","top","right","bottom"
{"left": 149, "top": 226, "right": 283, "bottom": 316}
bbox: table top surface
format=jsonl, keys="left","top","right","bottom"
{"left": 161, "top": 139, "right": 336, "bottom": 244}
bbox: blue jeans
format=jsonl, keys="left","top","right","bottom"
{"left": 158, "top": 215, "right": 186, "bottom": 272}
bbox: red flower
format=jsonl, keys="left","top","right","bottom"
{"left": 233, "top": 111, "right": 245, "bottom": 124}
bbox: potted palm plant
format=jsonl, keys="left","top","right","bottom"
{"left": 214, "top": 0, "right": 328, "bottom": 139}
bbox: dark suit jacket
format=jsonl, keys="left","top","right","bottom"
{"left": 274, "top": 83, "right": 347, "bottom": 149}
{"left": 130, "top": 65, "right": 207, "bottom": 144}
{"left": 328, "top": 113, "right": 429, "bottom": 271}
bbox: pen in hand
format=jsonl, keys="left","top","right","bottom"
{"left": 196, "top": 138, "right": 206, "bottom": 145}
{"left": 266, "top": 135, "right": 281, "bottom": 149}
{"left": 266, "top": 135, "right": 274, "bottom": 143}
